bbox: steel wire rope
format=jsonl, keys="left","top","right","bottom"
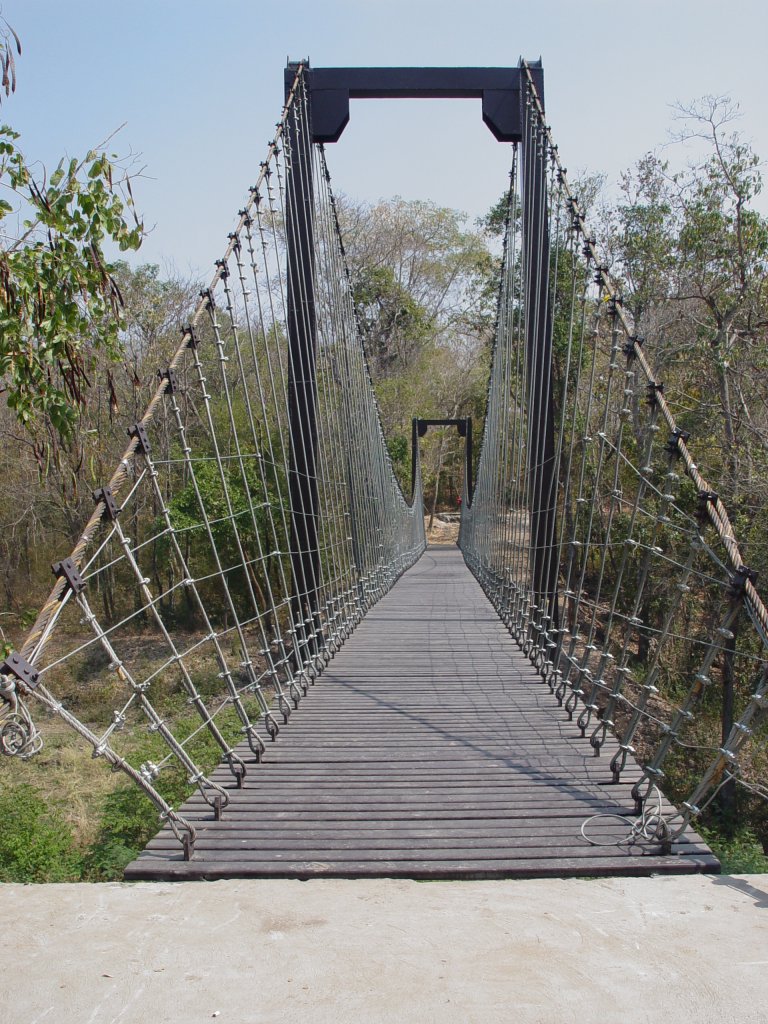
{"left": 281, "top": 80, "right": 324, "bottom": 673}
{"left": 217, "top": 239, "right": 300, "bottom": 712}
{"left": 227, "top": 224, "right": 304, "bottom": 705}
{"left": 249, "top": 153, "right": 316, "bottom": 684}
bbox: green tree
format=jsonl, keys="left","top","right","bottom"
{"left": 608, "top": 97, "right": 768, "bottom": 507}
{"left": 604, "top": 98, "right": 768, "bottom": 836}
{"left": 338, "top": 196, "right": 493, "bottom": 503}
{"left": 342, "top": 197, "right": 494, "bottom": 370}
{"left": 0, "top": 263, "right": 197, "bottom": 642}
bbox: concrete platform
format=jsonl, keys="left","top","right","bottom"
{"left": 2, "top": 874, "right": 766, "bottom": 1023}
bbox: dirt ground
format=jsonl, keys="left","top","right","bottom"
{"left": 424, "top": 515, "right": 460, "bottom": 544}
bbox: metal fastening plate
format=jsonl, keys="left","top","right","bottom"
{"left": 93, "top": 486, "right": 121, "bottom": 521}
{"left": 128, "top": 421, "right": 152, "bottom": 456}
{"left": 0, "top": 651, "right": 40, "bottom": 691}
{"left": 52, "top": 557, "right": 86, "bottom": 596}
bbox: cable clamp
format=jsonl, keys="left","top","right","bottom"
{"left": 127, "top": 421, "right": 152, "bottom": 457}
{"left": 727, "top": 564, "right": 758, "bottom": 597}
{"left": 0, "top": 651, "right": 40, "bottom": 692}
{"left": 158, "top": 367, "right": 179, "bottom": 395}
{"left": 646, "top": 380, "right": 664, "bottom": 407}
{"left": 696, "top": 490, "right": 719, "bottom": 522}
{"left": 93, "top": 485, "right": 121, "bottom": 521}
{"left": 664, "top": 427, "right": 690, "bottom": 455}
{"left": 181, "top": 323, "right": 199, "bottom": 350}
{"left": 52, "top": 557, "right": 86, "bottom": 596}
{"left": 622, "top": 334, "right": 643, "bottom": 359}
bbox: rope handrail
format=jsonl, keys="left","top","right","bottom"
{"left": 16, "top": 64, "right": 310, "bottom": 669}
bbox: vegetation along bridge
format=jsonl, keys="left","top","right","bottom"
{"left": 2, "top": 62, "right": 766, "bottom": 879}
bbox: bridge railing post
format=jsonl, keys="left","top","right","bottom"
{"left": 285, "top": 62, "right": 321, "bottom": 669}
{"left": 464, "top": 416, "right": 473, "bottom": 505}
{"left": 520, "top": 72, "right": 559, "bottom": 632}
{"left": 411, "top": 417, "right": 420, "bottom": 506}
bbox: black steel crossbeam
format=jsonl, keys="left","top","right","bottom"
{"left": 412, "top": 418, "right": 473, "bottom": 505}
{"left": 287, "top": 64, "right": 544, "bottom": 143}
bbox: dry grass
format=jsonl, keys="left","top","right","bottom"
{"left": 1, "top": 625, "right": 265, "bottom": 854}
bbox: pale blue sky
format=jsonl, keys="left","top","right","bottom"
{"left": 7, "top": 0, "right": 768, "bottom": 277}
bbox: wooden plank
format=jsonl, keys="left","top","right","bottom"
{"left": 139, "top": 823, "right": 688, "bottom": 839}
{"left": 125, "top": 854, "right": 720, "bottom": 882}
{"left": 125, "top": 547, "right": 718, "bottom": 881}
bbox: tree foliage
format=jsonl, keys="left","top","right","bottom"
{"left": 0, "top": 128, "right": 143, "bottom": 440}
{"left": 606, "top": 96, "right": 768, "bottom": 570}
{"left": 0, "top": 263, "right": 198, "bottom": 633}
{"left": 339, "top": 196, "right": 495, "bottom": 503}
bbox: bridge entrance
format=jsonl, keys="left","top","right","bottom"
{"left": 412, "top": 417, "right": 474, "bottom": 509}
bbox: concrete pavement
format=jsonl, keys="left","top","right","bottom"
{"left": 2, "top": 874, "right": 767, "bottom": 1023}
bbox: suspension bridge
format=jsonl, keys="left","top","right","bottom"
{"left": 2, "top": 61, "right": 766, "bottom": 881}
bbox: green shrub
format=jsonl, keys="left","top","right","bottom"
{"left": 83, "top": 838, "right": 139, "bottom": 881}
{"left": 0, "top": 783, "right": 82, "bottom": 882}
{"left": 83, "top": 785, "right": 161, "bottom": 880}
{"left": 699, "top": 825, "right": 768, "bottom": 874}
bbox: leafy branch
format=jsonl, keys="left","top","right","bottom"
{"left": 0, "top": 126, "right": 144, "bottom": 441}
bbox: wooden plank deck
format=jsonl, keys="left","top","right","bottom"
{"left": 125, "top": 546, "right": 719, "bottom": 880}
